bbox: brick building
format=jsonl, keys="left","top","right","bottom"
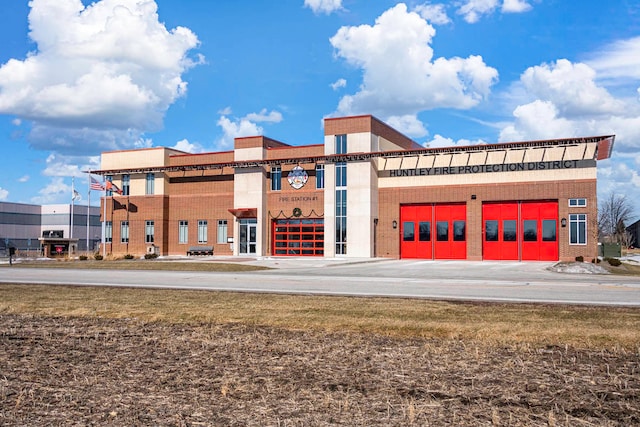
{"left": 92, "top": 115, "right": 614, "bottom": 261}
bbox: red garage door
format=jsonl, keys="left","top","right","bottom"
{"left": 483, "top": 201, "right": 558, "bottom": 261}
{"left": 400, "top": 204, "right": 466, "bottom": 260}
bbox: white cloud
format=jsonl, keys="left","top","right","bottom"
{"left": 386, "top": 115, "right": 428, "bottom": 138}
{"left": 0, "top": 0, "right": 201, "bottom": 154}
{"left": 330, "top": 3, "right": 498, "bottom": 127}
{"left": 172, "top": 138, "right": 204, "bottom": 154}
{"left": 18, "top": 175, "right": 30, "bottom": 183}
{"left": 0, "top": 187, "right": 8, "bottom": 201}
{"left": 424, "top": 134, "right": 487, "bottom": 148}
{"left": 502, "top": 0, "right": 532, "bottom": 13}
{"left": 499, "top": 100, "right": 575, "bottom": 142}
{"left": 414, "top": 3, "right": 451, "bottom": 25}
{"left": 11, "top": 118, "right": 21, "bottom": 126}
{"left": 331, "top": 78, "right": 347, "bottom": 90}
{"left": 586, "top": 36, "right": 640, "bottom": 82}
{"left": 457, "top": 0, "right": 499, "bottom": 23}
{"left": 304, "top": 0, "right": 342, "bottom": 15}
{"left": 245, "top": 109, "right": 283, "bottom": 123}
{"left": 31, "top": 177, "right": 70, "bottom": 204}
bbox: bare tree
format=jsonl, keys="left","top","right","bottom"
{"left": 598, "top": 192, "right": 636, "bottom": 244}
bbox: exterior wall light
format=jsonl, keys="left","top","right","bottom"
{"left": 561, "top": 218, "right": 567, "bottom": 227}
{"left": 392, "top": 220, "right": 398, "bottom": 229}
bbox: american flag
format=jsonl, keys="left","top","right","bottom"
{"left": 90, "top": 176, "right": 105, "bottom": 191}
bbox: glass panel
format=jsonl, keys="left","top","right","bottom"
{"left": 453, "top": 221, "right": 465, "bottom": 242}
{"left": 403, "top": 222, "right": 415, "bottom": 241}
{"left": 523, "top": 220, "right": 537, "bottom": 241}
{"left": 436, "top": 221, "right": 448, "bottom": 241}
{"left": 419, "top": 222, "right": 430, "bottom": 242}
{"left": 503, "top": 220, "right": 517, "bottom": 241}
{"left": 485, "top": 220, "right": 498, "bottom": 241}
{"left": 578, "top": 222, "right": 586, "bottom": 244}
{"left": 542, "top": 220, "right": 556, "bottom": 241}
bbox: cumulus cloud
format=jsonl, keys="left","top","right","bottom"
{"left": 0, "top": 0, "right": 201, "bottom": 154}
{"left": 424, "top": 134, "right": 487, "bottom": 148}
{"left": 331, "top": 78, "right": 347, "bottom": 90}
{"left": 18, "top": 175, "right": 30, "bottom": 183}
{"left": 330, "top": 4, "right": 498, "bottom": 136}
{"left": 41, "top": 153, "right": 100, "bottom": 178}
{"left": 586, "top": 36, "right": 640, "bottom": 83}
{"left": 386, "top": 115, "right": 428, "bottom": 138}
{"left": 216, "top": 109, "right": 283, "bottom": 149}
{"left": 304, "top": 0, "right": 342, "bottom": 15}
{"left": 0, "top": 187, "right": 8, "bottom": 201}
{"left": 414, "top": 3, "right": 451, "bottom": 25}
{"left": 457, "top": 0, "right": 532, "bottom": 23}
{"left": 31, "top": 177, "right": 70, "bottom": 205}
{"left": 172, "top": 139, "right": 204, "bottom": 154}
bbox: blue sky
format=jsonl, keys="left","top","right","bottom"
{"left": 0, "top": 0, "right": 639, "bottom": 217}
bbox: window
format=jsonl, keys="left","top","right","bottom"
{"left": 453, "top": 221, "right": 466, "bottom": 242}
{"left": 503, "top": 220, "right": 517, "bottom": 241}
{"left": 105, "top": 175, "right": 113, "bottom": 196}
{"left": 198, "top": 220, "right": 208, "bottom": 244}
{"left": 105, "top": 221, "right": 113, "bottom": 243}
{"left": 122, "top": 174, "right": 130, "bottom": 196}
{"left": 120, "top": 221, "right": 129, "bottom": 243}
{"left": 217, "top": 220, "right": 228, "bottom": 244}
{"left": 542, "top": 220, "right": 556, "bottom": 242}
{"left": 403, "top": 222, "right": 415, "bottom": 241}
{"left": 146, "top": 173, "right": 155, "bottom": 195}
{"left": 335, "top": 134, "right": 347, "bottom": 154}
{"left": 179, "top": 220, "right": 188, "bottom": 244}
{"left": 569, "top": 198, "right": 587, "bottom": 207}
{"left": 485, "top": 220, "right": 498, "bottom": 241}
{"left": 523, "top": 220, "right": 537, "bottom": 241}
{"left": 335, "top": 135, "right": 347, "bottom": 255}
{"left": 271, "top": 166, "right": 281, "bottom": 191}
{"left": 570, "top": 214, "right": 587, "bottom": 245}
{"left": 436, "top": 221, "right": 448, "bottom": 241}
{"left": 145, "top": 220, "right": 154, "bottom": 243}
{"left": 316, "top": 164, "right": 325, "bottom": 189}
{"left": 419, "top": 221, "right": 431, "bottom": 242}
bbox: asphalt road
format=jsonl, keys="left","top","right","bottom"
{"left": 1, "top": 258, "right": 639, "bottom": 306}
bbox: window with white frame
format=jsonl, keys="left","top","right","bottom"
{"left": 122, "top": 174, "right": 130, "bottom": 196}
{"left": 105, "top": 221, "right": 113, "bottom": 243}
{"left": 316, "top": 164, "right": 324, "bottom": 189}
{"left": 146, "top": 173, "right": 155, "bottom": 195}
{"left": 145, "top": 220, "right": 154, "bottom": 243}
{"left": 271, "top": 166, "right": 281, "bottom": 191}
{"left": 198, "top": 220, "right": 208, "bottom": 243}
{"left": 179, "top": 220, "right": 188, "bottom": 244}
{"left": 569, "top": 198, "right": 587, "bottom": 207}
{"left": 569, "top": 214, "right": 587, "bottom": 245}
{"left": 217, "top": 219, "right": 228, "bottom": 244}
{"left": 121, "top": 221, "right": 129, "bottom": 243}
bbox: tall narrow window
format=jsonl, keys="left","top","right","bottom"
{"left": 120, "top": 221, "right": 129, "bottom": 243}
{"left": 569, "top": 214, "right": 587, "bottom": 245}
{"left": 146, "top": 173, "right": 155, "bottom": 195}
{"left": 105, "top": 175, "right": 113, "bottom": 196}
{"left": 105, "top": 221, "right": 113, "bottom": 243}
{"left": 335, "top": 134, "right": 347, "bottom": 255}
{"left": 316, "top": 164, "right": 325, "bottom": 189}
{"left": 271, "top": 166, "right": 281, "bottom": 191}
{"left": 198, "top": 220, "right": 208, "bottom": 244}
{"left": 217, "top": 220, "right": 228, "bottom": 244}
{"left": 178, "top": 220, "right": 188, "bottom": 244}
{"left": 145, "top": 220, "right": 154, "bottom": 243}
{"left": 122, "top": 174, "right": 130, "bottom": 196}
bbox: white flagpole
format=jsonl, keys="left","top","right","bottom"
{"left": 70, "top": 177, "right": 75, "bottom": 239}
{"left": 86, "top": 174, "right": 90, "bottom": 252}
{"left": 102, "top": 177, "right": 106, "bottom": 258}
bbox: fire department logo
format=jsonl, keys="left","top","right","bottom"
{"left": 287, "top": 165, "right": 308, "bottom": 189}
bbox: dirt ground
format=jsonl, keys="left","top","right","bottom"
{"left": 1, "top": 314, "right": 638, "bottom": 426}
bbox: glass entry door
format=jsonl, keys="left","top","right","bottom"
{"left": 239, "top": 219, "right": 257, "bottom": 255}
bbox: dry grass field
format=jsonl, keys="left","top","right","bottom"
{"left": 1, "top": 257, "right": 639, "bottom": 426}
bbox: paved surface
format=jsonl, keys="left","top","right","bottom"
{"left": 1, "top": 256, "right": 639, "bottom": 306}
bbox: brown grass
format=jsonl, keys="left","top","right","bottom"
{"left": 3, "top": 259, "right": 269, "bottom": 272}
{"left": 1, "top": 284, "right": 639, "bottom": 350}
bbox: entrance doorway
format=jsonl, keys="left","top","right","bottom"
{"left": 239, "top": 219, "right": 257, "bottom": 255}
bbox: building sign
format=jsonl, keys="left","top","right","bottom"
{"left": 287, "top": 165, "right": 308, "bottom": 189}
{"left": 383, "top": 159, "right": 595, "bottom": 178}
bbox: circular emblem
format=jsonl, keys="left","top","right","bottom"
{"left": 292, "top": 207, "right": 302, "bottom": 217}
{"left": 287, "top": 165, "right": 308, "bottom": 190}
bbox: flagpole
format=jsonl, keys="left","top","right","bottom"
{"left": 70, "top": 177, "right": 75, "bottom": 240}
{"left": 86, "top": 174, "right": 90, "bottom": 252}
{"left": 102, "top": 178, "right": 106, "bottom": 258}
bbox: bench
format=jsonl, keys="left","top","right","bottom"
{"left": 187, "top": 245, "right": 214, "bottom": 256}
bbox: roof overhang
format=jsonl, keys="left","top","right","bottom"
{"left": 228, "top": 208, "right": 257, "bottom": 219}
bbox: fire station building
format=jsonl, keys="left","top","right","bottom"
{"left": 93, "top": 115, "right": 614, "bottom": 261}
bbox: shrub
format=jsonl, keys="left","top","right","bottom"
{"left": 79, "top": 255, "right": 88, "bottom": 261}
{"left": 123, "top": 254, "right": 135, "bottom": 260}
{"left": 575, "top": 256, "right": 584, "bottom": 262}
{"left": 144, "top": 253, "right": 158, "bottom": 259}
{"left": 605, "top": 257, "right": 622, "bottom": 267}
{"left": 94, "top": 254, "right": 103, "bottom": 261}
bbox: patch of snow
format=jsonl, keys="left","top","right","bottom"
{"left": 549, "top": 262, "right": 610, "bottom": 274}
